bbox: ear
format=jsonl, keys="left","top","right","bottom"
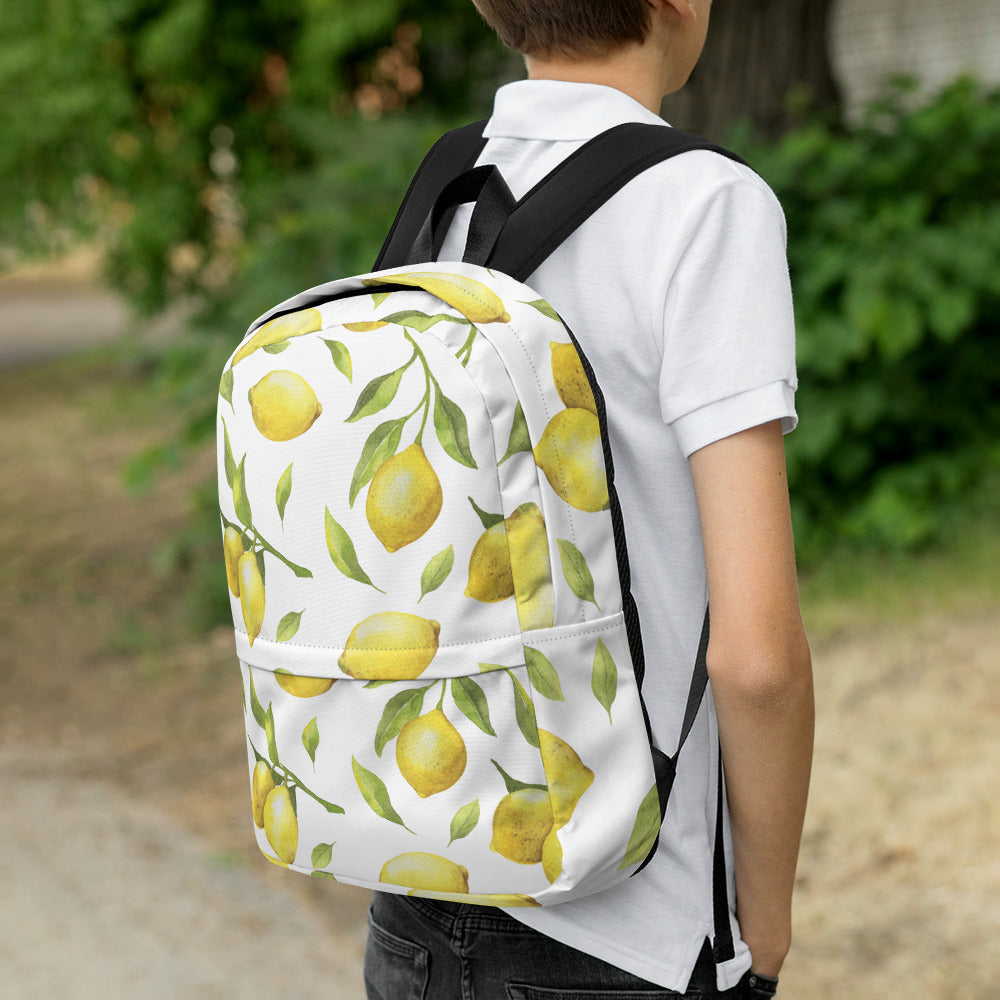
{"left": 652, "top": 0, "right": 697, "bottom": 20}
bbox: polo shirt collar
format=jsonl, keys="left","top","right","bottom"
{"left": 484, "top": 79, "right": 668, "bottom": 140}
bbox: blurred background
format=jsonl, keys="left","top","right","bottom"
{"left": 1, "top": 1, "right": 997, "bottom": 997}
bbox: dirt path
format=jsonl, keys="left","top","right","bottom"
{"left": 2, "top": 274, "right": 997, "bottom": 998}
{"left": 3, "top": 747, "right": 369, "bottom": 1000}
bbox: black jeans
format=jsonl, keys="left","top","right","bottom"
{"left": 364, "top": 891, "right": 754, "bottom": 999}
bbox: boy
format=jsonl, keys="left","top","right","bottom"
{"left": 364, "top": 2, "right": 814, "bottom": 997}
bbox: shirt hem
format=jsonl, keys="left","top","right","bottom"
{"left": 502, "top": 909, "right": 727, "bottom": 993}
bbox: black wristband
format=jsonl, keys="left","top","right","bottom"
{"left": 745, "top": 971, "right": 779, "bottom": 998}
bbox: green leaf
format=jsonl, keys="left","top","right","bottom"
{"left": 592, "top": 639, "right": 617, "bottom": 722}
{"left": 311, "top": 842, "right": 334, "bottom": 868}
{"left": 478, "top": 662, "right": 507, "bottom": 673}
{"left": 448, "top": 800, "right": 480, "bottom": 846}
{"left": 451, "top": 676, "right": 496, "bottom": 736}
{"left": 490, "top": 758, "right": 546, "bottom": 794}
{"left": 618, "top": 783, "right": 662, "bottom": 870}
{"left": 325, "top": 508, "right": 383, "bottom": 592}
{"left": 248, "top": 668, "right": 267, "bottom": 729}
{"left": 509, "top": 672, "right": 539, "bottom": 749}
{"left": 433, "top": 390, "right": 477, "bottom": 469}
{"left": 233, "top": 457, "right": 253, "bottom": 528}
{"left": 276, "top": 463, "right": 293, "bottom": 523}
{"left": 419, "top": 545, "right": 454, "bottom": 601}
{"left": 349, "top": 418, "right": 404, "bottom": 507}
{"left": 219, "top": 368, "right": 234, "bottom": 408}
{"left": 557, "top": 538, "right": 600, "bottom": 610}
{"left": 276, "top": 610, "right": 303, "bottom": 643}
{"left": 520, "top": 299, "right": 561, "bottom": 322}
{"left": 352, "top": 757, "right": 414, "bottom": 832}
{"left": 345, "top": 364, "right": 407, "bottom": 423}
{"left": 262, "top": 340, "right": 290, "bottom": 354}
{"left": 371, "top": 291, "right": 390, "bottom": 308}
{"left": 468, "top": 496, "right": 504, "bottom": 530}
{"left": 221, "top": 418, "right": 237, "bottom": 489}
{"left": 322, "top": 339, "right": 353, "bottom": 381}
{"left": 498, "top": 401, "right": 531, "bottom": 465}
{"left": 264, "top": 705, "right": 278, "bottom": 763}
{"left": 311, "top": 870, "right": 338, "bottom": 880}
{"left": 523, "top": 647, "right": 564, "bottom": 701}
{"left": 374, "top": 686, "right": 428, "bottom": 757}
{"left": 381, "top": 310, "right": 472, "bottom": 332}
{"left": 302, "top": 717, "right": 320, "bottom": 765}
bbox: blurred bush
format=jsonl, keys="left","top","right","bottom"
{"left": 2, "top": 3, "right": 997, "bottom": 606}
{"left": 747, "top": 78, "right": 1000, "bottom": 563}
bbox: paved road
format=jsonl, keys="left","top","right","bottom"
{"left": 4, "top": 748, "right": 370, "bottom": 999}
{"left": 0, "top": 278, "right": 129, "bottom": 367}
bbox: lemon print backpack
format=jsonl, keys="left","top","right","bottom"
{"left": 218, "top": 122, "right": 743, "bottom": 907}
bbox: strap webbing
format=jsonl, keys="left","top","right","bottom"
{"left": 374, "top": 120, "right": 488, "bottom": 271}
{"left": 713, "top": 752, "right": 736, "bottom": 962}
{"left": 377, "top": 121, "right": 746, "bottom": 280}
{"left": 485, "top": 123, "right": 746, "bottom": 282}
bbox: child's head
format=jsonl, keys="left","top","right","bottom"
{"left": 472, "top": 0, "right": 653, "bottom": 60}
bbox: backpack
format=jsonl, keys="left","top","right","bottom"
{"left": 217, "top": 121, "right": 741, "bottom": 908}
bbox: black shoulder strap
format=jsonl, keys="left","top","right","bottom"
{"left": 376, "top": 119, "right": 745, "bottom": 278}
{"left": 373, "top": 120, "right": 488, "bottom": 271}
{"left": 486, "top": 123, "right": 746, "bottom": 283}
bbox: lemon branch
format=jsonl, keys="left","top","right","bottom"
{"left": 221, "top": 512, "right": 313, "bottom": 579}
{"left": 249, "top": 735, "right": 345, "bottom": 815}
{"left": 403, "top": 329, "right": 434, "bottom": 446}
{"left": 455, "top": 326, "right": 478, "bottom": 366}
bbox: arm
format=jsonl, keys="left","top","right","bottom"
{"left": 689, "top": 420, "right": 814, "bottom": 978}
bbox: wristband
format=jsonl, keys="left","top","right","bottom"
{"left": 745, "top": 971, "right": 779, "bottom": 998}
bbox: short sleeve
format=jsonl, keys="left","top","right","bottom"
{"left": 658, "top": 167, "right": 798, "bottom": 458}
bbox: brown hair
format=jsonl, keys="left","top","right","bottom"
{"left": 472, "top": 0, "right": 652, "bottom": 58}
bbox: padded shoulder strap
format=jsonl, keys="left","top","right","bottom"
{"left": 374, "top": 120, "right": 488, "bottom": 270}
{"left": 487, "top": 123, "right": 747, "bottom": 283}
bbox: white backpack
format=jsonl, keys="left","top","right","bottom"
{"left": 217, "top": 122, "right": 735, "bottom": 907}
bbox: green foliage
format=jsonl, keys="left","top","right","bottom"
{"left": 0, "top": 0, "right": 511, "bottom": 625}
{"left": 746, "top": 79, "right": 1000, "bottom": 562}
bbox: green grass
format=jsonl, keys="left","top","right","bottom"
{"left": 798, "top": 513, "right": 999, "bottom": 640}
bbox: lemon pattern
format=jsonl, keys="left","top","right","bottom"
{"left": 219, "top": 262, "right": 661, "bottom": 904}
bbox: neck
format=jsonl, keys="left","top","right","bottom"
{"left": 524, "top": 45, "right": 671, "bottom": 114}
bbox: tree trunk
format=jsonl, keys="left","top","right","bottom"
{"left": 661, "top": 0, "right": 842, "bottom": 140}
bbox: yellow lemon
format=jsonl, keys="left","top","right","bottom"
{"left": 223, "top": 526, "right": 245, "bottom": 598}
{"left": 538, "top": 730, "right": 594, "bottom": 830}
{"left": 490, "top": 788, "right": 553, "bottom": 865}
{"left": 237, "top": 551, "right": 265, "bottom": 646}
{"left": 262, "top": 784, "right": 298, "bottom": 865}
{"left": 230, "top": 308, "right": 322, "bottom": 367}
{"left": 533, "top": 408, "right": 608, "bottom": 513}
{"left": 248, "top": 370, "right": 323, "bottom": 441}
{"left": 550, "top": 342, "right": 597, "bottom": 415}
{"left": 338, "top": 612, "right": 441, "bottom": 680}
{"left": 274, "top": 671, "right": 335, "bottom": 698}
{"left": 396, "top": 708, "right": 467, "bottom": 798}
{"left": 506, "top": 503, "right": 554, "bottom": 630}
{"left": 364, "top": 272, "right": 510, "bottom": 324}
{"left": 342, "top": 320, "right": 388, "bottom": 332}
{"left": 380, "top": 852, "right": 469, "bottom": 894}
{"left": 541, "top": 827, "right": 563, "bottom": 884}
{"left": 251, "top": 760, "right": 275, "bottom": 829}
{"left": 411, "top": 890, "right": 540, "bottom": 907}
{"left": 465, "top": 522, "right": 514, "bottom": 603}
{"left": 366, "top": 444, "right": 442, "bottom": 552}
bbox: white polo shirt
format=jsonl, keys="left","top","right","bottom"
{"left": 439, "top": 80, "right": 797, "bottom": 993}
